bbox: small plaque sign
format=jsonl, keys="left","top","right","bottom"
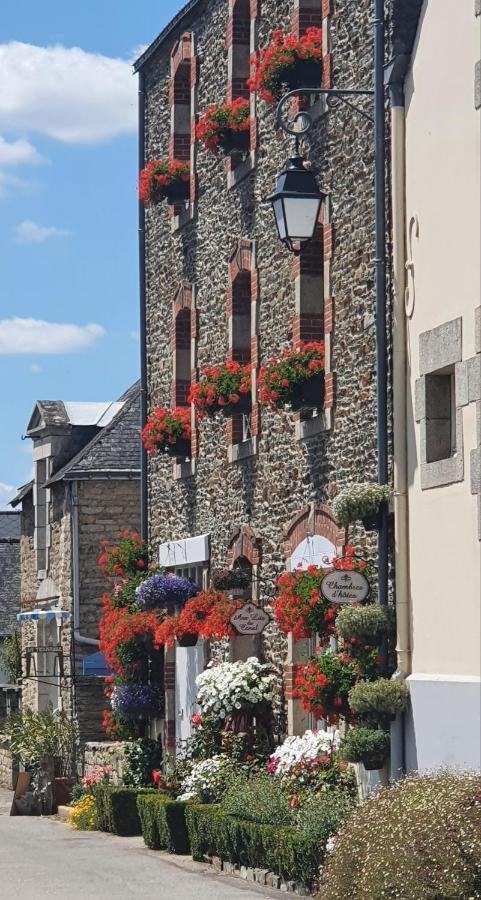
{"left": 230, "top": 603, "right": 270, "bottom": 635}
{"left": 320, "top": 570, "right": 370, "bottom": 605}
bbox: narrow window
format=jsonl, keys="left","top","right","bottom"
{"left": 425, "top": 367, "right": 456, "bottom": 462}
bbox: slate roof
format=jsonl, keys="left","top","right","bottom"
{"left": 0, "top": 512, "right": 21, "bottom": 637}
{"left": 27, "top": 399, "right": 123, "bottom": 434}
{"left": 9, "top": 481, "right": 33, "bottom": 509}
{"left": 46, "top": 381, "right": 141, "bottom": 484}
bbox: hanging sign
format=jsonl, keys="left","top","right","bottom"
{"left": 320, "top": 570, "right": 370, "bottom": 605}
{"left": 230, "top": 603, "right": 270, "bottom": 635}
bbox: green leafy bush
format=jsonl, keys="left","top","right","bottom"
{"left": 222, "top": 773, "right": 293, "bottom": 826}
{"left": 335, "top": 604, "right": 393, "bottom": 643}
{"left": 4, "top": 709, "right": 77, "bottom": 776}
{"left": 333, "top": 483, "right": 390, "bottom": 528}
{"left": 297, "top": 790, "right": 356, "bottom": 845}
{"left": 0, "top": 631, "right": 22, "bottom": 683}
{"left": 340, "top": 728, "right": 390, "bottom": 770}
{"left": 348, "top": 679, "right": 408, "bottom": 726}
{"left": 123, "top": 737, "right": 163, "bottom": 788}
{"left": 317, "top": 773, "right": 481, "bottom": 900}
{"left": 94, "top": 785, "right": 158, "bottom": 836}
{"left": 186, "top": 803, "right": 322, "bottom": 888}
{"left": 137, "top": 794, "right": 189, "bottom": 853}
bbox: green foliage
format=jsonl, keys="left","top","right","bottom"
{"left": 186, "top": 803, "right": 324, "bottom": 888}
{"left": 94, "top": 785, "right": 157, "bottom": 836}
{"left": 222, "top": 773, "right": 293, "bottom": 826}
{"left": 348, "top": 679, "right": 408, "bottom": 726}
{"left": 335, "top": 604, "right": 394, "bottom": 643}
{"left": 0, "top": 631, "right": 22, "bottom": 683}
{"left": 340, "top": 728, "right": 390, "bottom": 769}
{"left": 137, "top": 794, "right": 189, "bottom": 853}
{"left": 333, "top": 483, "right": 390, "bottom": 528}
{"left": 123, "top": 738, "right": 163, "bottom": 788}
{"left": 4, "top": 709, "right": 77, "bottom": 775}
{"left": 318, "top": 773, "right": 481, "bottom": 900}
{"left": 297, "top": 790, "right": 356, "bottom": 845}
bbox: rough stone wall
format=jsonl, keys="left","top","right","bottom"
{"left": 142, "top": 0, "right": 392, "bottom": 667}
{"left": 82, "top": 741, "right": 129, "bottom": 784}
{"left": 0, "top": 738, "right": 18, "bottom": 790}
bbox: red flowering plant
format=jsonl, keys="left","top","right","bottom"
{"left": 142, "top": 407, "right": 192, "bottom": 457}
{"left": 99, "top": 594, "right": 162, "bottom": 677}
{"left": 258, "top": 341, "right": 325, "bottom": 410}
{"left": 272, "top": 565, "right": 337, "bottom": 643}
{"left": 139, "top": 159, "right": 190, "bottom": 206}
{"left": 326, "top": 543, "right": 370, "bottom": 576}
{"left": 102, "top": 709, "right": 141, "bottom": 741}
{"left": 153, "top": 590, "right": 243, "bottom": 647}
{"left": 196, "top": 98, "right": 251, "bottom": 156}
{"left": 248, "top": 27, "right": 323, "bottom": 105}
{"left": 98, "top": 530, "right": 149, "bottom": 580}
{"left": 188, "top": 360, "right": 252, "bottom": 419}
{"left": 293, "top": 650, "right": 362, "bottom": 725}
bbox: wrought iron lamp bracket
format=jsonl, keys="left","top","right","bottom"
{"left": 276, "top": 87, "right": 374, "bottom": 151}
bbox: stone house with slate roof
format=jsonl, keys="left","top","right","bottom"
{"left": 11, "top": 383, "right": 141, "bottom": 742}
{"left": 136, "top": 0, "right": 480, "bottom": 775}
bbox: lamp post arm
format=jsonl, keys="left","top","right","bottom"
{"left": 276, "top": 87, "right": 374, "bottom": 138}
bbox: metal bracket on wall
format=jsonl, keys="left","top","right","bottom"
{"left": 276, "top": 87, "right": 374, "bottom": 152}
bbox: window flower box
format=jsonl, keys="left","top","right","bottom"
{"left": 196, "top": 99, "right": 251, "bottom": 157}
{"left": 248, "top": 28, "right": 323, "bottom": 105}
{"left": 139, "top": 159, "right": 190, "bottom": 207}
{"left": 189, "top": 361, "right": 252, "bottom": 419}
{"left": 259, "top": 341, "right": 325, "bottom": 411}
{"left": 142, "top": 407, "right": 192, "bottom": 459}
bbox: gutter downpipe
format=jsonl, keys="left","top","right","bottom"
{"left": 138, "top": 70, "right": 149, "bottom": 544}
{"left": 386, "top": 54, "right": 412, "bottom": 777}
{"left": 71, "top": 480, "right": 99, "bottom": 648}
{"left": 374, "top": 0, "right": 388, "bottom": 612}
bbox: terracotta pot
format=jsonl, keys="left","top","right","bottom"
{"left": 290, "top": 373, "right": 325, "bottom": 411}
{"left": 282, "top": 59, "right": 322, "bottom": 92}
{"left": 177, "top": 632, "right": 198, "bottom": 648}
{"left": 54, "top": 776, "right": 75, "bottom": 808}
{"left": 218, "top": 130, "right": 250, "bottom": 156}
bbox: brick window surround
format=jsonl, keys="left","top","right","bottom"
{"left": 227, "top": 240, "right": 260, "bottom": 462}
{"left": 226, "top": 0, "right": 259, "bottom": 189}
{"left": 171, "top": 282, "right": 199, "bottom": 478}
{"left": 169, "top": 32, "right": 198, "bottom": 230}
{"left": 226, "top": 524, "right": 262, "bottom": 604}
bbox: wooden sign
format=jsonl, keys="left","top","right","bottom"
{"left": 230, "top": 603, "right": 270, "bottom": 635}
{"left": 320, "top": 570, "right": 370, "bottom": 605}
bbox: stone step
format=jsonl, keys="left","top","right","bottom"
{"left": 57, "top": 805, "right": 73, "bottom": 821}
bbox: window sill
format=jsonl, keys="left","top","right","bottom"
{"left": 227, "top": 151, "right": 257, "bottom": 191}
{"left": 228, "top": 437, "right": 257, "bottom": 463}
{"left": 170, "top": 203, "right": 196, "bottom": 234}
{"left": 173, "top": 459, "right": 196, "bottom": 480}
{"left": 295, "top": 410, "right": 331, "bottom": 441}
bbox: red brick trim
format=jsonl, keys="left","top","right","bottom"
{"left": 322, "top": 52, "right": 333, "bottom": 89}
{"left": 324, "top": 371, "right": 336, "bottom": 409}
{"left": 323, "top": 223, "right": 334, "bottom": 260}
{"left": 283, "top": 503, "right": 345, "bottom": 556}
{"left": 229, "top": 239, "right": 254, "bottom": 279}
{"left": 291, "top": 2, "right": 322, "bottom": 39}
{"left": 226, "top": 525, "right": 262, "bottom": 566}
{"left": 321, "top": 0, "right": 332, "bottom": 17}
{"left": 324, "top": 296, "right": 334, "bottom": 333}
{"left": 171, "top": 33, "right": 192, "bottom": 75}
{"left": 284, "top": 663, "right": 302, "bottom": 700}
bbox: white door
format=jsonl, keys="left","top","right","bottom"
{"left": 175, "top": 641, "right": 205, "bottom": 746}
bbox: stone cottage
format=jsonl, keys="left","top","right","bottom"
{"left": 11, "top": 383, "right": 141, "bottom": 742}
{"left": 134, "top": 0, "right": 425, "bottom": 763}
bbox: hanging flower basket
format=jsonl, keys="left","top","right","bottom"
{"left": 189, "top": 361, "right": 252, "bottom": 419}
{"left": 333, "top": 483, "right": 391, "bottom": 530}
{"left": 211, "top": 568, "right": 251, "bottom": 591}
{"left": 142, "top": 407, "right": 192, "bottom": 458}
{"left": 177, "top": 632, "right": 199, "bottom": 648}
{"left": 248, "top": 28, "right": 323, "bottom": 105}
{"left": 196, "top": 98, "right": 251, "bottom": 156}
{"left": 273, "top": 565, "right": 337, "bottom": 642}
{"left": 293, "top": 650, "right": 361, "bottom": 725}
{"left": 259, "top": 341, "right": 325, "bottom": 411}
{"left": 340, "top": 727, "right": 390, "bottom": 771}
{"left": 153, "top": 591, "right": 244, "bottom": 648}
{"left": 110, "top": 683, "right": 164, "bottom": 721}
{"left": 139, "top": 159, "right": 190, "bottom": 207}
{"left": 135, "top": 574, "right": 199, "bottom": 611}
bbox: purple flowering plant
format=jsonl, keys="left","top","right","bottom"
{"left": 110, "top": 683, "right": 164, "bottom": 720}
{"left": 135, "top": 573, "right": 199, "bottom": 610}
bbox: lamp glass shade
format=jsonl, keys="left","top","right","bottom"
{"left": 273, "top": 197, "right": 287, "bottom": 241}
{"left": 282, "top": 196, "right": 322, "bottom": 241}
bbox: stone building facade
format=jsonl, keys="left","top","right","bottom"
{"left": 135, "top": 0, "right": 426, "bottom": 757}
{"left": 11, "top": 384, "right": 141, "bottom": 743}
{"left": 0, "top": 511, "right": 21, "bottom": 684}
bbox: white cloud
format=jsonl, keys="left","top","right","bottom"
{"left": 0, "top": 318, "right": 106, "bottom": 354}
{"left": 14, "top": 220, "right": 71, "bottom": 244}
{"left": 0, "top": 482, "right": 15, "bottom": 509}
{"left": 0, "top": 42, "right": 137, "bottom": 144}
{"left": 0, "top": 136, "right": 44, "bottom": 166}
{"left": 30, "top": 362, "right": 42, "bottom": 373}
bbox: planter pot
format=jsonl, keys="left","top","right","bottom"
{"left": 163, "top": 437, "right": 191, "bottom": 459}
{"left": 53, "top": 776, "right": 75, "bottom": 808}
{"left": 362, "top": 755, "right": 387, "bottom": 771}
{"left": 228, "top": 587, "right": 249, "bottom": 599}
{"left": 219, "top": 393, "right": 251, "bottom": 418}
{"left": 290, "top": 373, "right": 325, "bottom": 411}
{"left": 361, "top": 501, "right": 387, "bottom": 531}
{"left": 165, "top": 181, "right": 190, "bottom": 205}
{"left": 282, "top": 59, "right": 322, "bottom": 92}
{"left": 177, "top": 632, "right": 199, "bottom": 648}
{"left": 218, "top": 130, "right": 250, "bottom": 156}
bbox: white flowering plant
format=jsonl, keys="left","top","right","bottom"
{"left": 177, "top": 754, "right": 235, "bottom": 803}
{"left": 333, "top": 483, "right": 390, "bottom": 528}
{"left": 195, "top": 658, "right": 277, "bottom": 723}
{"left": 267, "top": 729, "right": 356, "bottom": 802}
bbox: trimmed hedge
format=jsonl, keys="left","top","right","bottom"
{"left": 94, "top": 785, "right": 159, "bottom": 836}
{"left": 137, "top": 794, "right": 190, "bottom": 854}
{"left": 185, "top": 803, "right": 322, "bottom": 888}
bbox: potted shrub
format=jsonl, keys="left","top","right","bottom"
{"left": 333, "top": 483, "right": 391, "bottom": 531}
{"left": 272, "top": 565, "right": 337, "bottom": 643}
{"left": 189, "top": 360, "right": 252, "bottom": 419}
{"left": 258, "top": 341, "right": 325, "bottom": 411}
{"left": 142, "top": 407, "right": 191, "bottom": 459}
{"left": 248, "top": 28, "right": 323, "bottom": 104}
{"left": 335, "top": 604, "right": 394, "bottom": 644}
{"left": 196, "top": 98, "right": 251, "bottom": 156}
{"left": 348, "top": 679, "right": 409, "bottom": 726}
{"left": 139, "top": 159, "right": 190, "bottom": 206}
{"left": 341, "top": 727, "right": 390, "bottom": 770}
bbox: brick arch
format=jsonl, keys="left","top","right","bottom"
{"left": 283, "top": 503, "right": 345, "bottom": 558}
{"left": 226, "top": 525, "right": 262, "bottom": 566}
{"left": 229, "top": 239, "right": 254, "bottom": 281}
{"left": 170, "top": 32, "right": 192, "bottom": 76}
{"left": 173, "top": 282, "right": 193, "bottom": 317}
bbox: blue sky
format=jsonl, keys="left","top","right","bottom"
{"left": 0, "top": 0, "right": 184, "bottom": 506}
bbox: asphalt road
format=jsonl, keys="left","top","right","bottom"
{"left": 0, "top": 791, "right": 293, "bottom": 900}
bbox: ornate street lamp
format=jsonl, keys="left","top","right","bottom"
{"left": 267, "top": 156, "right": 325, "bottom": 254}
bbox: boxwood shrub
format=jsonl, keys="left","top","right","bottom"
{"left": 185, "top": 803, "right": 322, "bottom": 889}
{"left": 137, "top": 794, "right": 190, "bottom": 854}
{"left": 94, "top": 785, "right": 159, "bottom": 836}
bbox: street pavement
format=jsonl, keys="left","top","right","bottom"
{"left": 0, "top": 789, "right": 295, "bottom": 900}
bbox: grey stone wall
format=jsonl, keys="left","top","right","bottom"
{"left": 0, "top": 737, "right": 18, "bottom": 790}
{"left": 82, "top": 741, "right": 129, "bottom": 784}
{"left": 142, "top": 0, "right": 392, "bottom": 666}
